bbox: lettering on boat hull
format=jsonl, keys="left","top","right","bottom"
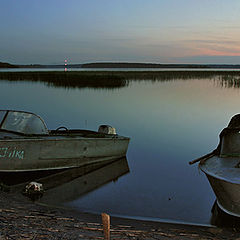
{"left": 0, "top": 147, "right": 25, "bottom": 160}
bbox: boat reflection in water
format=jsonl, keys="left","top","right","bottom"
{"left": 34, "top": 157, "right": 130, "bottom": 204}
{"left": 211, "top": 201, "right": 240, "bottom": 230}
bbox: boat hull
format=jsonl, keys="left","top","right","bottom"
{"left": 195, "top": 114, "right": 240, "bottom": 218}
{"left": 206, "top": 174, "right": 240, "bottom": 217}
{"left": 199, "top": 156, "right": 240, "bottom": 217}
{"left": 0, "top": 137, "right": 129, "bottom": 172}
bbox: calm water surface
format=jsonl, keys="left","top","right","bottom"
{"left": 1, "top": 74, "right": 240, "bottom": 225}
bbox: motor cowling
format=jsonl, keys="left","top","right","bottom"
{"left": 98, "top": 125, "right": 116, "bottom": 135}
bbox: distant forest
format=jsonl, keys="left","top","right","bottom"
{"left": 82, "top": 62, "right": 210, "bottom": 68}
{"left": 0, "top": 62, "right": 18, "bottom": 68}
{"left": 81, "top": 62, "right": 240, "bottom": 69}
{"left": 1, "top": 61, "right": 240, "bottom": 69}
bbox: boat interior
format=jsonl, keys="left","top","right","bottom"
{"left": 0, "top": 110, "right": 117, "bottom": 139}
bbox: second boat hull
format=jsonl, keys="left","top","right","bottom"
{"left": 206, "top": 174, "right": 240, "bottom": 217}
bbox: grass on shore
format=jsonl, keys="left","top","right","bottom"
{"left": 0, "top": 71, "right": 127, "bottom": 89}
{"left": 0, "top": 70, "right": 240, "bottom": 88}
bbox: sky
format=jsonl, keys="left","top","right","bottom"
{"left": 1, "top": 0, "right": 240, "bottom": 65}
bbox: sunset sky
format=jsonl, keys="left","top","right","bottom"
{"left": 1, "top": 0, "right": 240, "bottom": 64}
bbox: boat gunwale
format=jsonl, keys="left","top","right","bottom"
{"left": 0, "top": 136, "right": 130, "bottom": 142}
{"left": 0, "top": 129, "right": 130, "bottom": 141}
{"left": 199, "top": 158, "right": 240, "bottom": 184}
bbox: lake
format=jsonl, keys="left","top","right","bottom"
{"left": 1, "top": 70, "right": 240, "bottom": 225}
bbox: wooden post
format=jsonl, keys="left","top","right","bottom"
{"left": 102, "top": 213, "right": 110, "bottom": 240}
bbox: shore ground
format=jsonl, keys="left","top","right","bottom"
{"left": 1, "top": 190, "right": 240, "bottom": 239}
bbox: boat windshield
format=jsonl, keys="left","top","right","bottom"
{"left": 0, "top": 110, "right": 48, "bottom": 135}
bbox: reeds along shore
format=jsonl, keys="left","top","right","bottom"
{"left": 0, "top": 71, "right": 240, "bottom": 89}
{"left": 0, "top": 71, "right": 127, "bottom": 89}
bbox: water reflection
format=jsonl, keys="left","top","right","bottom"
{"left": 0, "top": 168, "right": 67, "bottom": 186}
{"left": 5, "top": 158, "right": 129, "bottom": 204}
{"left": 218, "top": 75, "right": 240, "bottom": 88}
{"left": 1, "top": 74, "right": 240, "bottom": 224}
{"left": 36, "top": 157, "right": 129, "bottom": 204}
{"left": 211, "top": 201, "right": 240, "bottom": 230}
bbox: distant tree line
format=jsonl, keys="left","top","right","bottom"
{"left": 0, "top": 62, "right": 18, "bottom": 68}
{"left": 2, "top": 61, "right": 240, "bottom": 69}
{"left": 82, "top": 62, "right": 240, "bottom": 69}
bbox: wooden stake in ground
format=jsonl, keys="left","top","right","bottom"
{"left": 102, "top": 213, "right": 110, "bottom": 240}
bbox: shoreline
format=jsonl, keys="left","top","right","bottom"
{"left": 2, "top": 61, "right": 240, "bottom": 69}
{"left": 1, "top": 190, "right": 240, "bottom": 239}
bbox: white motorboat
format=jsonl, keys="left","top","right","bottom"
{"left": 0, "top": 110, "right": 130, "bottom": 173}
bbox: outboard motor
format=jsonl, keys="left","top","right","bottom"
{"left": 98, "top": 125, "right": 116, "bottom": 135}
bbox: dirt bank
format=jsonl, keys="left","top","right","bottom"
{"left": 1, "top": 190, "right": 240, "bottom": 240}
